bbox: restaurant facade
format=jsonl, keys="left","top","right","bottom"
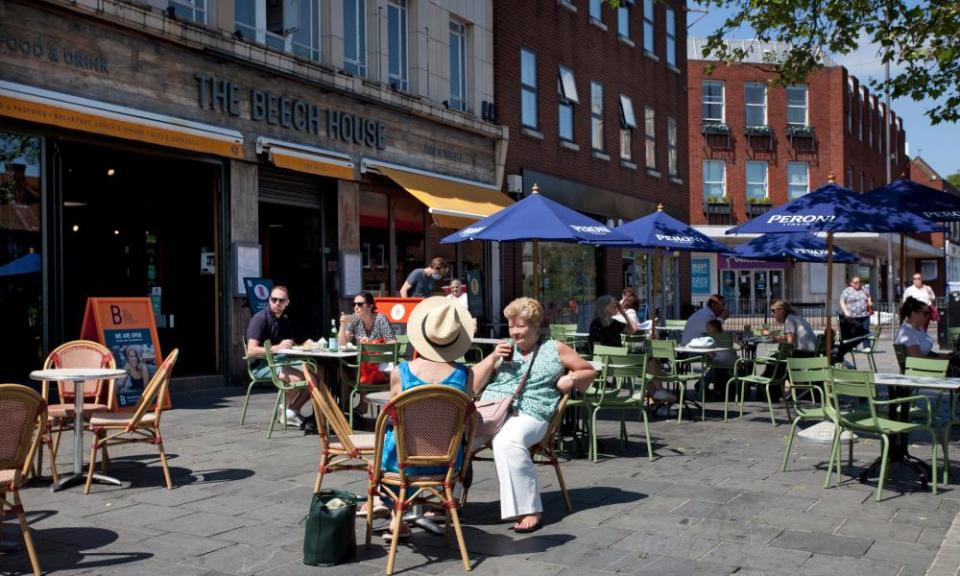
{"left": 0, "top": 0, "right": 509, "bottom": 384}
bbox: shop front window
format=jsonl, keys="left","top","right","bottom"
{"left": 0, "top": 132, "right": 42, "bottom": 381}
{"left": 526, "top": 242, "right": 598, "bottom": 331}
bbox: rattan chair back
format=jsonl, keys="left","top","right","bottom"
{"left": 128, "top": 349, "right": 179, "bottom": 429}
{"left": 0, "top": 384, "right": 46, "bottom": 477}
{"left": 43, "top": 340, "right": 115, "bottom": 403}
{"left": 305, "top": 365, "right": 359, "bottom": 452}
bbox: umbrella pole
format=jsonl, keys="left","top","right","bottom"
{"left": 532, "top": 239, "right": 541, "bottom": 300}
{"left": 826, "top": 233, "right": 835, "bottom": 355}
{"left": 900, "top": 234, "right": 906, "bottom": 298}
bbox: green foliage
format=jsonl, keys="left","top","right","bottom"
{"left": 948, "top": 172, "right": 960, "bottom": 190}
{"left": 692, "top": 0, "right": 960, "bottom": 125}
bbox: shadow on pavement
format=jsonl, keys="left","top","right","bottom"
{"left": 0, "top": 525, "right": 152, "bottom": 574}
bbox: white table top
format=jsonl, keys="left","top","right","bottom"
{"left": 275, "top": 347, "right": 357, "bottom": 359}
{"left": 570, "top": 332, "right": 588, "bottom": 338}
{"left": 30, "top": 368, "right": 126, "bottom": 381}
{"left": 873, "top": 372, "right": 960, "bottom": 391}
{"left": 472, "top": 337, "right": 503, "bottom": 346}
{"left": 675, "top": 346, "right": 732, "bottom": 354}
{"left": 367, "top": 390, "right": 393, "bottom": 406}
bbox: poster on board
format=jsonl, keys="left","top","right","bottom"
{"left": 80, "top": 297, "right": 170, "bottom": 412}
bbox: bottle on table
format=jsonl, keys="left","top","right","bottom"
{"left": 328, "top": 319, "right": 338, "bottom": 352}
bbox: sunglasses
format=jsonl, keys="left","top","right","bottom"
{"left": 269, "top": 297, "right": 287, "bottom": 304}
{"left": 353, "top": 301, "right": 366, "bottom": 307}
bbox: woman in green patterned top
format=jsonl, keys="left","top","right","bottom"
{"left": 472, "top": 297, "right": 595, "bottom": 533}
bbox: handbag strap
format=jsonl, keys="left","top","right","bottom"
{"left": 509, "top": 344, "right": 540, "bottom": 403}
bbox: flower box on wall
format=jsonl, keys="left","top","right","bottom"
{"left": 787, "top": 125, "right": 816, "bottom": 151}
{"left": 704, "top": 201, "right": 731, "bottom": 215}
{"left": 746, "top": 201, "right": 772, "bottom": 216}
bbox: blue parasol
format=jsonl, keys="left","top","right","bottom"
{"left": 0, "top": 252, "right": 41, "bottom": 277}
{"left": 732, "top": 232, "right": 859, "bottom": 263}
{"left": 594, "top": 204, "right": 734, "bottom": 253}
{"left": 727, "top": 180, "right": 942, "bottom": 351}
{"left": 864, "top": 178, "right": 960, "bottom": 222}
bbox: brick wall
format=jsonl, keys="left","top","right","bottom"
{"left": 494, "top": 0, "right": 689, "bottom": 307}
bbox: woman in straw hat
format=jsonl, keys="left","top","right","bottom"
{"left": 377, "top": 296, "right": 477, "bottom": 540}
{"left": 472, "top": 297, "right": 595, "bottom": 533}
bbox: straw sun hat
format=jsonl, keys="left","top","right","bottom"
{"left": 406, "top": 296, "right": 476, "bottom": 363}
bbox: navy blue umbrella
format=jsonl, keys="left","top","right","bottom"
{"left": 0, "top": 252, "right": 40, "bottom": 277}
{"left": 441, "top": 185, "right": 630, "bottom": 299}
{"left": 727, "top": 180, "right": 942, "bottom": 351}
{"left": 596, "top": 204, "right": 734, "bottom": 253}
{"left": 864, "top": 178, "right": 960, "bottom": 222}
{"left": 732, "top": 232, "right": 859, "bottom": 263}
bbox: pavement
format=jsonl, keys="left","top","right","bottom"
{"left": 2, "top": 336, "right": 959, "bottom": 576}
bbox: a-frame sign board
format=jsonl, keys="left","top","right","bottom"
{"left": 80, "top": 297, "right": 171, "bottom": 411}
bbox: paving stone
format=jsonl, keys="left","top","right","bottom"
{"left": 769, "top": 528, "right": 873, "bottom": 557}
{"left": 177, "top": 542, "right": 299, "bottom": 575}
{"left": 795, "top": 553, "right": 900, "bottom": 576}
{"left": 532, "top": 541, "right": 643, "bottom": 571}
{"left": 621, "top": 554, "right": 738, "bottom": 576}
{"left": 602, "top": 511, "right": 701, "bottom": 535}
{"left": 438, "top": 556, "right": 565, "bottom": 576}
{"left": 682, "top": 518, "right": 784, "bottom": 545}
{"left": 837, "top": 517, "right": 924, "bottom": 543}
{"left": 751, "top": 508, "right": 847, "bottom": 533}
{"left": 609, "top": 532, "right": 721, "bottom": 560}
{"left": 862, "top": 539, "right": 939, "bottom": 569}
{"left": 144, "top": 510, "right": 250, "bottom": 538}
{"left": 702, "top": 541, "right": 811, "bottom": 572}
{"left": 669, "top": 499, "right": 764, "bottom": 522}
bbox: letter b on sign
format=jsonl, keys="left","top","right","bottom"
{"left": 110, "top": 305, "right": 122, "bottom": 325}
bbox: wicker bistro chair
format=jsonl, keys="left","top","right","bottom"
{"left": 84, "top": 349, "right": 179, "bottom": 494}
{"left": 827, "top": 368, "right": 940, "bottom": 501}
{"left": 343, "top": 342, "right": 400, "bottom": 427}
{"left": 304, "top": 365, "right": 375, "bottom": 493}
{"left": 723, "top": 342, "right": 794, "bottom": 426}
{"left": 0, "top": 384, "right": 46, "bottom": 576}
{"left": 37, "top": 340, "right": 115, "bottom": 482}
{"left": 365, "top": 385, "right": 477, "bottom": 575}
{"left": 460, "top": 393, "right": 575, "bottom": 513}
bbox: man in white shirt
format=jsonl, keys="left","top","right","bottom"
{"left": 445, "top": 278, "right": 469, "bottom": 309}
{"left": 681, "top": 294, "right": 728, "bottom": 345}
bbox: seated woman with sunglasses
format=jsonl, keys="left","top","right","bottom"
{"left": 896, "top": 297, "right": 959, "bottom": 361}
{"left": 338, "top": 292, "right": 396, "bottom": 346}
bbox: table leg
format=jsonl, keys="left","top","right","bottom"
{"left": 51, "top": 380, "right": 123, "bottom": 492}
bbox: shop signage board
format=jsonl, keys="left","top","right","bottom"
{"left": 690, "top": 258, "right": 712, "bottom": 295}
{"left": 243, "top": 278, "right": 274, "bottom": 313}
{"left": 717, "top": 255, "right": 782, "bottom": 270}
{"left": 466, "top": 270, "right": 484, "bottom": 317}
{"left": 80, "top": 297, "right": 170, "bottom": 412}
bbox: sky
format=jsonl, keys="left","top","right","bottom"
{"left": 686, "top": 5, "right": 960, "bottom": 180}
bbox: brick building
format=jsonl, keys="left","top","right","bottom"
{"left": 492, "top": 0, "right": 689, "bottom": 326}
{"left": 910, "top": 156, "right": 960, "bottom": 295}
{"left": 684, "top": 39, "right": 929, "bottom": 311}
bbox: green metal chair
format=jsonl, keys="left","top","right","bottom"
{"left": 262, "top": 340, "right": 313, "bottom": 439}
{"left": 893, "top": 344, "right": 908, "bottom": 373}
{"left": 949, "top": 327, "right": 960, "bottom": 351}
{"left": 850, "top": 322, "right": 883, "bottom": 372}
{"left": 781, "top": 356, "right": 832, "bottom": 472}
{"left": 664, "top": 319, "right": 686, "bottom": 341}
{"left": 239, "top": 341, "right": 276, "bottom": 425}
{"left": 395, "top": 334, "right": 410, "bottom": 358}
{"left": 723, "top": 342, "right": 793, "bottom": 426}
{"left": 592, "top": 344, "right": 629, "bottom": 357}
{"left": 621, "top": 332, "right": 647, "bottom": 354}
{"left": 342, "top": 342, "right": 400, "bottom": 428}
{"left": 826, "top": 368, "right": 939, "bottom": 500}
{"left": 586, "top": 353, "right": 653, "bottom": 462}
{"left": 648, "top": 339, "right": 705, "bottom": 422}
{"left": 943, "top": 393, "right": 958, "bottom": 485}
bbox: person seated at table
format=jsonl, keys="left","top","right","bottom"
{"left": 702, "top": 319, "right": 735, "bottom": 392}
{"left": 588, "top": 295, "right": 637, "bottom": 352}
{"left": 374, "top": 297, "right": 476, "bottom": 541}
{"left": 768, "top": 300, "right": 817, "bottom": 358}
{"left": 472, "top": 297, "right": 595, "bottom": 533}
{"left": 446, "top": 278, "right": 469, "bottom": 308}
{"left": 612, "top": 287, "right": 642, "bottom": 332}
{"left": 681, "top": 294, "right": 729, "bottom": 346}
{"left": 338, "top": 291, "right": 396, "bottom": 347}
{"left": 896, "top": 297, "right": 959, "bottom": 362}
{"left": 246, "top": 285, "right": 320, "bottom": 427}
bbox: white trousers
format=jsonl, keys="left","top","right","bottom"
{"left": 477, "top": 413, "right": 549, "bottom": 520}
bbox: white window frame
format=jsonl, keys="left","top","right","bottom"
{"left": 643, "top": 0, "right": 654, "bottom": 53}
{"left": 170, "top": 0, "right": 206, "bottom": 24}
{"left": 235, "top": 1, "right": 320, "bottom": 62}
{"left": 858, "top": 87, "right": 865, "bottom": 141}
{"left": 703, "top": 160, "right": 725, "bottom": 200}
{"left": 387, "top": 0, "right": 409, "bottom": 91}
{"left": 744, "top": 82, "right": 767, "bottom": 127}
{"left": 644, "top": 106, "right": 656, "bottom": 170}
{"left": 787, "top": 162, "right": 809, "bottom": 199}
{"left": 448, "top": 20, "right": 467, "bottom": 112}
{"left": 867, "top": 96, "right": 874, "bottom": 148}
{"left": 667, "top": 117, "right": 678, "bottom": 177}
{"left": 847, "top": 79, "right": 854, "bottom": 134}
{"left": 665, "top": 7, "right": 677, "bottom": 67}
{"left": 787, "top": 84, "right": 808, "bottom": 127}
{"left": 558, "top": 65, "right": 577, "bottom": 142}
{"left": 702, "top": 80, "right": 724, "bottom": 123}
{"left": 343, "top": 0, "right": 367, "bottom": 76}
{"left": 558, "top": 65, "right": 579, "bottom": 103}
{"left": 520, "top": 48, "right": 538, "bottom": 129}
{"left": 591, "top": 81, "right": 604, "bottom": 151}
{"left": 618, "top": 7, "right": 630, "bottom": 39}
{"left": 746, "top": 161, "right": 768, "bottom": 200}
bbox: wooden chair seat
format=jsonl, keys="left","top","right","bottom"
{"left": 47, "top": 403, "right": 110, "bottom": 419}
{"left": 382, "top": 471, "right": 448, "bottom": 484}
{"left": 89, "top": 412, "right": 157, "bottom": 427}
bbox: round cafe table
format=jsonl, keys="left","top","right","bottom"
{"left": 30, "top": 367, "right": 127, "bottom": 492}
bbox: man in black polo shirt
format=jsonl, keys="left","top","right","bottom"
{"left": 246, "top": 285, "right": 317, "bottom": 426}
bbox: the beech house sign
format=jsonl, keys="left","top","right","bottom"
{"left": 195, "top": 73, "right": 386, "bottom": 150}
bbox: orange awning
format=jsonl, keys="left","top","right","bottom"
{"left": 0, "top": 81, "right": 243, "bottom": 159}
{"left": 256, "top": 138, "right": 355, "bottom": 180}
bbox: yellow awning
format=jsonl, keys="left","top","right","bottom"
{"left": 0, "top": 81, "right": 243, "bottom": 159}
{"left": 267, "top": 146, "right": 355, "bottom": 180}
{"left": 374, "top": 165, "right": 512, "bottom": 229}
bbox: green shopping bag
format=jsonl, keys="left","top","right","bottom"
{"left": 303, "top": 489, "right": 358, "bottom": 566}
